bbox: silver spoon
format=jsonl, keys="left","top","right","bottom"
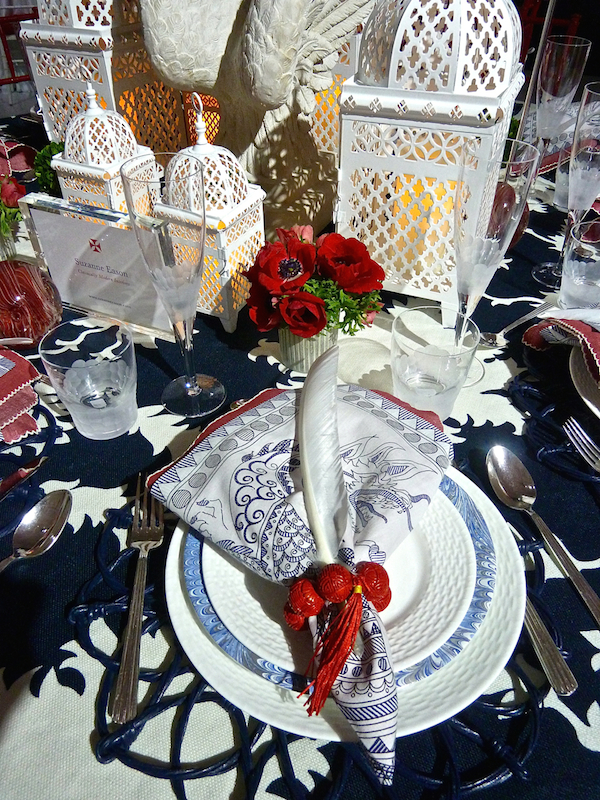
{"left": 479, "top": 301, "right": 553, "bottom": 348}
{"left": 486, "top": 445, "right": 600, "bottom": 629}
{"left": 0, "top": 490, "right": 72, "bottom": 573}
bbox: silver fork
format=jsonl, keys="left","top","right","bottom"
{"left": 479, "top": 301, "right": 553, "bottom": 348}
{"left": 110, "top": 476, "right": 164, "bottom": 724}
{"left": 563, "top": 417, "right": 600, "bottom": 471}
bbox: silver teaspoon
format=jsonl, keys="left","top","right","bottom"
{"left": 486, "top": 445, "right": 600, "bottom": 629}
{"left": 0, "top": 490, "right": 72, "bottom": 573}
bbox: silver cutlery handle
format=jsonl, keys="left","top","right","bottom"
{"left": 111, "top": 549, "right": 148, "bottom": 723}
{"left": 524, "top": 598, "right": 577, "bottom": 695}
{"left": 529, "top": 508, "right": 600, "bottom": 629}
{"left": 499, "top": 301, "right": 553, "bottom": 337}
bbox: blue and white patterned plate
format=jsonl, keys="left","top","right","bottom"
{"left": 182, "top": 473, "right": 496, "bottom": 690}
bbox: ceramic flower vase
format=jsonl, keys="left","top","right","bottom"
{"left": 278, "top": 327, "right": 338, "bottom": 373}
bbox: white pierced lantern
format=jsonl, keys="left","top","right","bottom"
{"left": 51, "top": 84, "right": 152, "bottom": 212}
{"left": 336, "top": 0, "right": 524, "bottom": 307}
{"left": 179, "top": 94, "right": 266, "bottom": 333}
{"left": 20, "top": 16, "right": 187, "bottom": 153}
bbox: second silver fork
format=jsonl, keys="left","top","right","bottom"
{"left": 110, "top": 476, "right": 164, "bottom": 724}
{"left": 563, "top": 417, "right": 600, "bottom": 471}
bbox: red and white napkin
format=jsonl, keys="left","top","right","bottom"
{"left": 149, "top": 347, "right": 453, "bottom": 784}
{"left": 523, "top": 314, "right": 600, "bottom": 384}
{"left": 0, "top": 349, "right": 41, "bottom": 444}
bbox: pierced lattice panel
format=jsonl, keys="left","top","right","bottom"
{"left": 117, "top": 82, "right": 185, "bottom": 153}
{"left": 57, "top": 169, "right": 128, "bottom": 212}
{"left": 337, "top": 119, "right": 502, "bottom": 303}
{"left": 345, "top": 165, "right": 456, "bottom": 295}
{"left": 23, "top": 22, "right": 187, "bottom": 150}
{"left": 36, "top": 0, "right": 141, "bottom": 28}
{"left": 198, "top": 254, "right": 225, "bottom": 312}
{"left": 42, "top": 86, "right": 92, "bottom": 141}
{"left": 183, "top": 93, "right": 220, "bottom": 145}
{"left": 310, "top": 37, "right": 359, "bottom": 157}
{"left": 312, "top": 72, "right": 345, "bottom": 154}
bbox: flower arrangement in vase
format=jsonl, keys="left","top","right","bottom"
{"left": 245, "top": 225, "right": 385, "bottom": 371}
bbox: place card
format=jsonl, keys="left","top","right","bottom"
{"left": 20, "top": 193, "right": 174, "bottom": 340}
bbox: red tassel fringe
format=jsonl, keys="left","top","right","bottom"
{"left": 300, "top": 586, "right": 364, "bottom": 716}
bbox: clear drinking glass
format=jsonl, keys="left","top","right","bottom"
{"left": 391, "top": 305, "right": 480, "bottom": 421}
{"left": 534, "top": 82, "right": 600, "bottom": 290}
{"left": 454, "top": 138, "right": 540, "bottom": 339}
{"left": 39, "top": 317, "right": 138, "bottom": 440}
{"left": 120, "top": 152, "right": 226, "bottom": 418}
{"left": 559, "top": 220, "right": 600, "bottom": 309}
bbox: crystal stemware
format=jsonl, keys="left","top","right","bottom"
{"left": 533, "top": 81, "right": 600, "bottom": 290}
{"left": 535, "top": 35, "right": 591, "bottom": 165}
{"left": 454, "top": 137, "right": 541, "bottom": 341}
{"left": 120, "top": 152, "right": 226, "bottom": 418}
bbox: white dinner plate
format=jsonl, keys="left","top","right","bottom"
{"left": 165, "top": 466, "right": 525, "bottom": 740}
{"left": 569, "top": 346, "right": 600, "bottom": 419}
{"left": 202, "top": 480, "right": 477, "bottom": 674}
{"left": 189, "top": 472, "right": 495, "bottom": 688}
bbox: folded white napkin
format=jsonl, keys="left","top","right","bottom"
{"left": 150, "top": 349, "right": 453, "bottom": 783}
{"left": 539, "top": 306, "right": 600, "bottom": 329}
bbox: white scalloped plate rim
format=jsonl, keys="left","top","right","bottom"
{"left": 165, "top": 466, "right": 525, "bottom": 740}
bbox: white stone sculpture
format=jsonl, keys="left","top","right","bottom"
{"left": 141, "top": 0, "right": 374, "bottom": 235}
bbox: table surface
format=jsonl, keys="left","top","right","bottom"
{"left": 1, "top": 173, "right": 600, "bottom": 800}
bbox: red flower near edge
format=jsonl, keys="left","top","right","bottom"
{"left": 0, "top": 176, "right": 26, "bottom": 208}
{"left": 252, "top": 237, "right": 316, "bottom": 295}
{"left": 279, "top": 292, "right": 327, "bottom": 338}
{"left": 246, "top": 280, "right": 283, "bottom": 332}
{"left": 316, "top": 233, "right": 385, "bottom": 293}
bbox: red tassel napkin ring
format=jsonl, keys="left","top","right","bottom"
{"left": 285, "top": 562, "right": 391, "bottom": 715}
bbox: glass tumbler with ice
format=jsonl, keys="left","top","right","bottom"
{"left": 39, "top": 317, "right": 138, "bottom": 440}
{"left": 559, "top": 220, "right": 600, "bottom": 309}
{"left": 391, "top": 305, "right": 480, "bottom": 421}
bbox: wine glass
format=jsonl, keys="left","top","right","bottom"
{"left": 454, "top": 137, "right": 541, "bottom": 342}
{"left": 120, "top": 152, "right": 226, "bottom": 418}
{"left": 535, "top": 35, "right": 591, "bottom": 164}
{"left": 534, "top": 81, "right": 600, "bottom": 290}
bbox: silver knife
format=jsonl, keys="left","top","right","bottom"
{"left": 0, "top": 456, "right": 48, "bottom": 502}
{"left": 509, "top": 524, "right": 578, "bottom": 696}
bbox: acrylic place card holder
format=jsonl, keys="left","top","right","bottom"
{"left": 19, "top": 194, "right": 174, "bottom": 340}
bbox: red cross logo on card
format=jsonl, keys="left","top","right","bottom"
{"left": 89, "top": 239, "right": 102, "bottom": 252}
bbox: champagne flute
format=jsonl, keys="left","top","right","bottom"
{"left": 120, "top": 152, "right": 226, "bottom": 418}
{"left": 454, "top": 138, "right": 540, "bottom": 342}
{"left": 534, "top": 82, "right": 600, "bottom": 290}
{"left": 535, "top": 35, "right": 591, "bottom": 165}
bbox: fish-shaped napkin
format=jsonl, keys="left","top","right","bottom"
{"left": 0, "top": 350, "right": 40, "bottom": 444}
{"left": 149, "top": 348, "right": 452, "bottom": 783}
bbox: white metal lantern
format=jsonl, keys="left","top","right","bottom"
{"left": 51, "top": 83, "right": 153, "bottom": 212}
{"left": 179, "top": 94, "right": 266, "bottom": 333}
{"left": 336, "top": 0, "right": 524, "bottom": 307}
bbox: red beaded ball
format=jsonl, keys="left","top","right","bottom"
{"left": 288, "top": 578, "right": 324, "bottom": 617}
{"left": 355, "top": 561, "right": 389, "bottom": 602}
{"left": 283, "top": 602, "right": 307, "bottom": 631}
{"left": 371, "top": 587, "right": 392, "bottom": 612}
{"left": 317, "top": 564, "right": 353, "bottom": 603}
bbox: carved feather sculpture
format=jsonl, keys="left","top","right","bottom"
{"left": 297, "top": 345, "right": 348, "bottom": 566}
